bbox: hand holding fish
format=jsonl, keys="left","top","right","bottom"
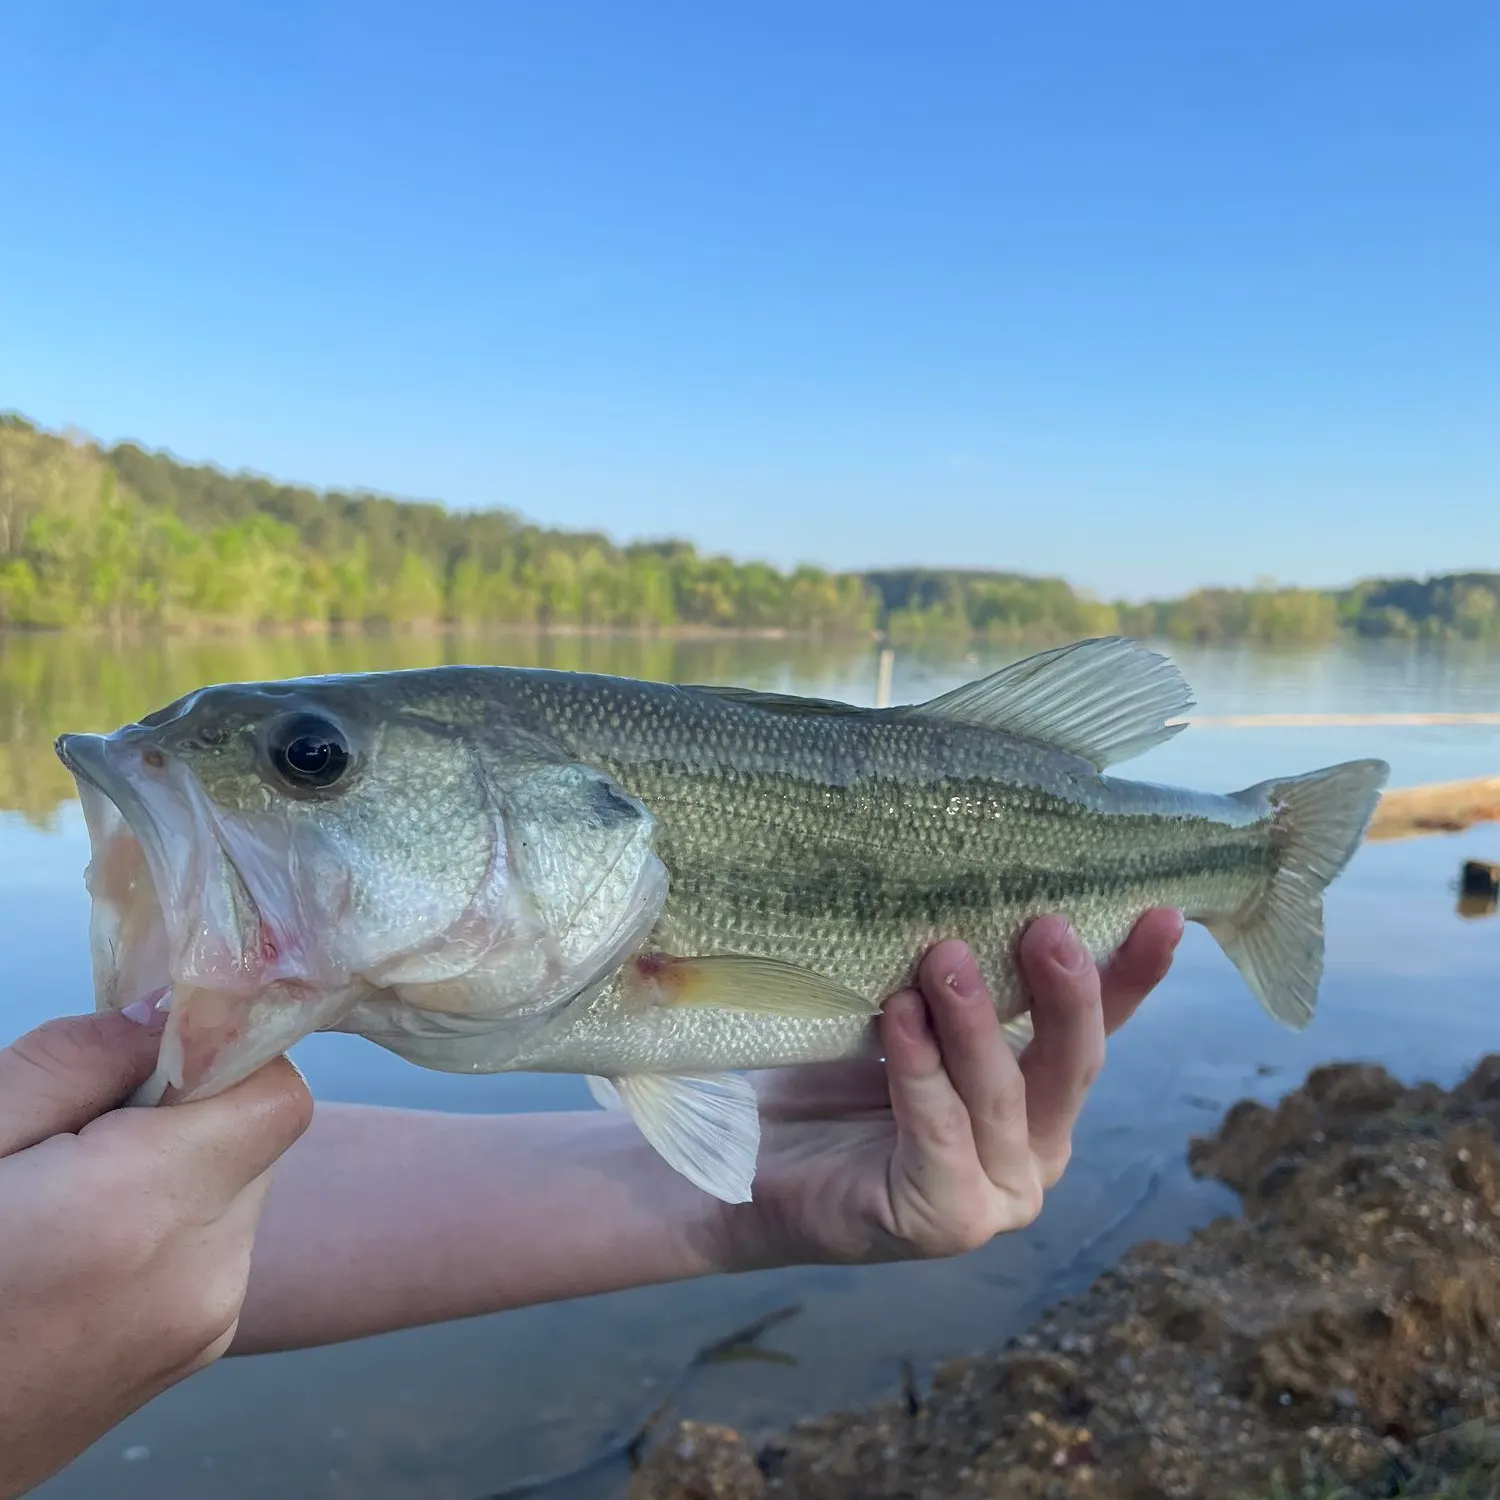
{"left": 712, "top": 910, "right": 1184, "bottom": 1269}
{"left": 0, "top": 1008, "right": 310, "bottom": 1500}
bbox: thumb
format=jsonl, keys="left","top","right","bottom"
{"left": 0, "top": 1005, "right": 167, "bottom": 1156}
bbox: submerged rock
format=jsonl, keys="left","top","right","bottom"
{"left": 634, "top": 1055, "right": 1500, "bottom": 1499}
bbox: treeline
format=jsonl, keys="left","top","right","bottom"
{"left": 0, "top": 414, "right": 1494, "bottom": 643}
{"left": 865, "top": 567, "right": 1500, "bottom": 646}
{"left": 0, "top": 417, "right": 875, "bottom": 634}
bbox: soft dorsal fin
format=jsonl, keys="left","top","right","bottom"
{"left": 903, "top": 636, "right": 1195, "bottom": 770}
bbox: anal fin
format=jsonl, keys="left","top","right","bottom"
{"left": 585, "top": 1074, "right": 622, "bottom": 1109}
{"left": 602, "top": 1071, "right": 761, "bottom": 1203}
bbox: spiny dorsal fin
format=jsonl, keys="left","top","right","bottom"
{"left": 682, "top": 683, "right": 864, "bottom": 718}
{"left": 904, "top": 636, "right": 1195, "bottom": 770}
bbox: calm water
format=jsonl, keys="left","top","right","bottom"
{"left": 7, "top": 631, "right": 1499, "bottom": 1500}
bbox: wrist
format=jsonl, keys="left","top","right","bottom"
{"left": 585, "top": 1112, "right": 802, "bottom": 1278}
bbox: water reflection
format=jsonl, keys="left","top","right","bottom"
{"left": 0, "top": 629, "right": 879, "bottom": 828}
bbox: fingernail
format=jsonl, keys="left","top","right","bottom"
{"left": 121, "top": 990, "right": 169, "bottom": 1028}
{"left": 1051, "top": 922, "right": 1089, "bottom": 974}
{"left": 1167, "top": 910, "right": 1187, "bottom": 950}
{"left": 942, "top": 951, "right": 982, "bottom": 1001}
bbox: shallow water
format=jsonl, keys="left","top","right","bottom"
{"left": 5, "top": 631, "right": 1498, "bottom": 1500}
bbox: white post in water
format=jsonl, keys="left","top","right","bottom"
{"left": 874, "top": 647, "right": 895, "bottom": 708}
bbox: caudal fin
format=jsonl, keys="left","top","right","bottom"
{"left": 1207, "top": 758, "right": 1389, "bottom": 1030}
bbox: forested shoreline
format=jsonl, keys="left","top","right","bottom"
{"left": 2, "top": 413, "right": 1494, "bottom": 644}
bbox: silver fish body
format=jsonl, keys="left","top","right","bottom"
{"left": 55, "top": 638, "right": 1389, "bottom": 1201}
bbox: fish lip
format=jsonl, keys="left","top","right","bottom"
{"left": 56, "top": 726, "right": 241, "bottom": 995}
{"left": 55, "top": 731, "right": 112, "bottom": 791}
{"left": 56, "top": 728, "right": 177, "bottom": 877}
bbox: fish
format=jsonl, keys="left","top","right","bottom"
{"left": 54, "top": 637, "right": 1389, "bottom": 1203}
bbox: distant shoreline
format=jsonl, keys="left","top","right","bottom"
{"left": 0, "top": 620, "right": 883, "bottom": 644}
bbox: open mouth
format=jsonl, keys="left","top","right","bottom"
{"left": 55, "top": 731, "right": 361, "bottom": 1105}
{"left": 57, "top": 733, "right": 181, "bottom": 1018}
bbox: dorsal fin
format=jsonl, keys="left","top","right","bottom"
{"left": 902, "top": 636, "right": 1194, "bottom": 770}
{"left": 682, "top": 683, "right": 865, "bottom": 717}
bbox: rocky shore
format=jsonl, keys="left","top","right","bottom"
{"left": 630, "top": 1055, "right": 1500, "bottom": 1500}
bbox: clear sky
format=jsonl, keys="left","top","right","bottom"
{"left": 1, "top": 3, "right": 1494, "bottom": 599}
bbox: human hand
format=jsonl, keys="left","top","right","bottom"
{"left": 0, "top": 1007, "right": 312, "bottom": 1499}
{"left": 714, "top": 909, "right": 1184, "bottom": 1269}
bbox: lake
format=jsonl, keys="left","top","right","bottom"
{"left": 8, "top": 630, "right": 1500, "bottom": 1500}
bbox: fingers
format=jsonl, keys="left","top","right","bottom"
{"left": 0, "top": 1008, "right": 167, "bottom": 1156}
{"left": 89, "top": 1057, "right": 314, "bottom": 1213}
{"left": 1099, "top": 907, "right": 1184, "bottom": 1035}
{"left": 1015, "top": 916, "right": 1106, "bottom": 1185}
{"left": 914, "top": 941, "right": 1030, "bottom": 1185}
{"left": 879, "top": 987, "right": 981, "bottom": 1181}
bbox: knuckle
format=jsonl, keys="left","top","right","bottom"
{"left": 168, "top": 1265, "right": 249, "bottom": 1362}
{"left": 979, "top": 1074, "right": 1029, "bottom": 1137}
{"left": 8, "top": 1015, "right": 102, "bottom": 1081}
{"left": 922, "top": 1099, "right": 972, "bottom": 1155}
{"left": 197, "top": 1274, "right": 251, "bottom": 1346}
{"left": 1012, "top": 1171, "right": 1046, "bottom": 1225}
{"left": 950, "top": 1217, "right": 996, "bottom": 1256}
{"left": 933, "top": 1204, "right": 1011, "bottom": 1257}
{"left": 184, "top": 1321, "right": 241, "bottom": 1375}
{"left": 255, "top": 1061, "right": 316, "bottom": 1146}
{"left": 1040, "top": 1140, "right": 1073, "bottom": 1190}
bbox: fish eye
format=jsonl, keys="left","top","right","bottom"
{"left": 267, "top": 713, "right": 351, "bottom": 791}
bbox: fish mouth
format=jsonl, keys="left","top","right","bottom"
{"left": 55, "top": 730, "right": 361, "bottom": 1104}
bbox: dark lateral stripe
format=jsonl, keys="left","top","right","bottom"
{"left": 664, "top": 841, "right": 1269, "bottom": 926}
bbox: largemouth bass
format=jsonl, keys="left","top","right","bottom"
{"left": 54, "top": 638, "right": 1388, "bottom": 1202}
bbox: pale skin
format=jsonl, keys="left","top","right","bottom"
{"left": 0, "top": 908, "right": 1183, "bottom": 1498}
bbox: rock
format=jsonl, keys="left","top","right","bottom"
{"left": 628, "top": 1420, "right": 767, "bottom": 1500}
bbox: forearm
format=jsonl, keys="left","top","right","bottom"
{"left": 232, "top": 1101, "right": 730, "bottom": 1355}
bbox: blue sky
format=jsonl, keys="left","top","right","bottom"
{"left": 1, "top": 2, "right": 1494, "bottom": 598}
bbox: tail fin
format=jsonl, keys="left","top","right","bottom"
{"left": 1207, "top": 758, "right": 1389, "bottom": 1030}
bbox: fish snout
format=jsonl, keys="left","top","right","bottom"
{"left": 55, "top": 731, "right": 124, "bottom": 789}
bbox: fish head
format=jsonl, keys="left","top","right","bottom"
{"left": 56, "top": 671, "right": 669, "bottom": 1103}
{"left": 54, "top": 674, "right": 523, "bottom": 1102}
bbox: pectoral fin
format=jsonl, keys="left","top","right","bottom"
{"left": 625, "top": 953, "right": 881, "bottom": 1019}
{"left": 599, "top": 1071, "right": 761, "bottom": 1203}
